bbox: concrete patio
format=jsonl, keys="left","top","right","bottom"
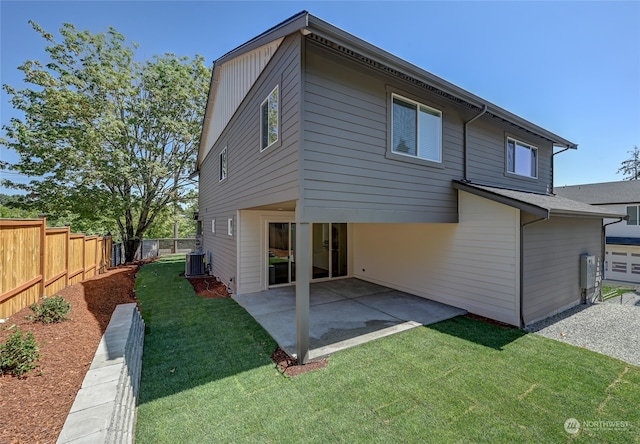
{"left": 233, "top": 278, "right": 466, "bottom": 360}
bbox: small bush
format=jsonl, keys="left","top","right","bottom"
{"left": 0, "top": 329, "right": 41, "bottom": 376}
{"left": 27, "top": 296, "right": 71, "bottom": 324}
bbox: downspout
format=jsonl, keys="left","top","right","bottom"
{"left": 519, "top": 216, "right": 548, "bottom": 328}
{"left": 599, "top": 217, "right": 627, "bottom": 301}
{"left": 463, "top": 105, "right": 488, "bottom": 182}
{"left": 553, "top": 147, "right": 571, "bottom": 156}
{"left": 551, "top": 147, "right": 571, "bottom": 194}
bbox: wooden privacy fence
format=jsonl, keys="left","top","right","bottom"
{"left": 0, "top": 218, "right": 112, "bottom": 319}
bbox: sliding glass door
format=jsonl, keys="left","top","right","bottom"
{"left": 268, "top": 222, "right": 295, "bottom": 285}
{"left": 312, "top": 223, "right": 347, "bottom": 280}
{"left": 268, "top": 222, "right": 347, "bottom": 286}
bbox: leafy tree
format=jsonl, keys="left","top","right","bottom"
{"left": 1, "top": 21, "right": 210, "bottom": 261}
{"left": 144, "top": 188, "right": 197, "bottom": 238}
{"left": 0, "top": 193, "right": 38, "bottom": 218}
{"left": 617, "top": 145, "right": 640, "bottom": 180}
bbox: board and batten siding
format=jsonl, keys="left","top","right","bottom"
{"left": 201, "top": 38, "right": 284, "bottom": 162}
{"left": 522, "top": 216, "right": 602, "bottom": 325}
{"left": 199, "top": 33, "right": 303, "bottom": 290}
{"left": 352, "top": 191, "right": 521, "bottom": 325}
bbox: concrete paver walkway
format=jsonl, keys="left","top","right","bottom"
{"left": 233, "top": 278, "right": 466, "bottom": 360}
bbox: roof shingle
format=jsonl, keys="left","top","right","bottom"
{"left": 555, "top": 180, "right": 640, "bottom": 205}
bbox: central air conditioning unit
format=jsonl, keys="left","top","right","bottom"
{"left": 185, "top": 252, "right": 206, "bottom": 276}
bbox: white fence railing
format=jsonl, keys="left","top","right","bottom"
{"left": 111, "top": 238, "right": 197, "bottom": 266}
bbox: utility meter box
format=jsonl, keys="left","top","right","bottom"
{"left": 580, "top": 254, "right": 596, "bottom": 289}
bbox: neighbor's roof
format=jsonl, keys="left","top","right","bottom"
{"left": 198, "top": 11, "right": 578, "bottom": 167}
{"left": 555, "top": 180, "right": 640, "bottom": 205}
{"left": 453, "top": 181, "right": 627, "bottom": 219}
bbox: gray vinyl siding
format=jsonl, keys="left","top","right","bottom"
{"left": 199, "top": 33, "right": 302, "bottom": 289}
{"left": 300, "top": 41, "right": 463, "bottom": 223}
{"left": 522, "top": 216, "right": 602, "bottom": 324}
{"left": 467, "top": 120, "right": 553, "bottom": 194}
{"left": 300, "top": 39, "right": 552, "bottom": 223}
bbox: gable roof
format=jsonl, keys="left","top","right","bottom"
{"left": 555, "top": 180, "right": 640, "bottom": 205}
{"left": 453, "top": 181, "right": 627, "bottom": 219}
{"left": 198, "top": 11, "right": 578, "bottom": 168}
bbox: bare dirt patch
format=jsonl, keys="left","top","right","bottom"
{"left": 0, "top": 264, "right": 139, "bottom": 444}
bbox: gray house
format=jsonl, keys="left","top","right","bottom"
{"left": 197, "top": 12, "right": 623, "bottom": 362}
{"left": 556, "top": 180, "right": 640, "bottom": 283}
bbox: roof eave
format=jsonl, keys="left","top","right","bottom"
{"left": 198, "top": 11, "right": 310, "bottom": 168}
{"left": 216, "top": 11, "right": 309, "bottom": 65}
{"left": 306, "top": 14, "right": 577, "bottom": 149}
{"left": 549, "top": 210, "right": 628, "bottom": 219}
{"left": 453, "top": 181, "right": 549, "bottom": 219}
{"left": 454, "top": 181, "right": 627, "bottom": 219}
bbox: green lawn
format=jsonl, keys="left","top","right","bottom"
{"left": 135, "top": 256, "right": 640, "bottom": 443}
{"left": 602, "top": 283, "right": 636, "bottom": 301}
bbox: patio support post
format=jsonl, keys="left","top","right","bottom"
{"left": 295, "top": 222, "right": 310, "bottom": 364}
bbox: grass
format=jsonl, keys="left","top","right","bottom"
{"left": 135, "top": 256, "right": 640, "bottom": 443}
{"left": 601, "top": 283, "right": 636, "bottom": 301}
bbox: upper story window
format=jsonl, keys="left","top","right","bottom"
{"left": 391, "top": 94, "right": 442, "bottom": 163}
{"left": 219, "top": 146, "right": 227, "bottom": 181}
{"left": 627, "top": 206, "right": 639, "bottom": 225}
{"left": 507, "top": 137, "right": 537, "bottom": 178}
{"left": 261, "top": 85, "right": 279, "bottom": 151}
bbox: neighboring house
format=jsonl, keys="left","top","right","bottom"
{"left": 556, "top": 180, "right": 639, "bottom": 282}
{"left": 196, "top": 11, "right": 624, "bottom": 362}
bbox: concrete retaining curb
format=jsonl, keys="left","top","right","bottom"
{"left": 57, "top": 303, "right": 144, "bottom": 444}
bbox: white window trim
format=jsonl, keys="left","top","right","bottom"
{"left": 228, "top": 218, "right": 234, "bottom": 236}
{"left": 211, "top": 218, "right": 215, "bottom": 233}
{"left": 260, "top": 85, "right": 279, "bottom": 152}
{"left": 390, "top": 93, "right": 443, "bottom": 164}
{"left": 219, "top": 146, "right": 227, "bottom": 182}
{"left": 506, "top": 136, "right": 538, "bottom": 179}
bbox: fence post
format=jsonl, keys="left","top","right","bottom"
{"left": 39, "top": 216, "right": 46, "bottom": 297}
{"left": 81, "top": 234, "right": 86, "bottom": 281}
{"left": 64, "top": 225, "right": 70, "bottom": 287}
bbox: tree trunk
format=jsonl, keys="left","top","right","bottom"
{"left": 124, "top": 238, "right": 141, "bottom": 263}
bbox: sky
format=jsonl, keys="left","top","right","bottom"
{"left": 1, "top": 0, "right": 639, "bottom": 194}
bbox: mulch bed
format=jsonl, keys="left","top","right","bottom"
{"left": 182, "top": 275, "right": 230, "bottom": 298}
{"left": 0, "top": 263, "right": 141, "bottom": 444}
{"left": 270, "top": 346, "right": 328, "bottom": 377}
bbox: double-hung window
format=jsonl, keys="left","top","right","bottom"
{"left": 391, "top": 94, "right": 442, "bottom": 163}
{"left": 261, "top": 85, "right": 279, "bottom": 151}
{"left": 627, "top": 206, "right": 639, "bottom": 225}
{"left": 507, "top": 137, "right": 537, "bottom": 178}
{"left": 219, "top": 146, "right": 227, "bottom": 181}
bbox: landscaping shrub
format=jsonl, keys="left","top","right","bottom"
{"left": 27, "top": 296, "right": 71, "bottom": 324}
{"left": 0, "top": 328, "right": 41, "bottom": 376}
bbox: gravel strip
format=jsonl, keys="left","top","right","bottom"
{"left": 526, "top": 301, "right": 640, "bottom": 367}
